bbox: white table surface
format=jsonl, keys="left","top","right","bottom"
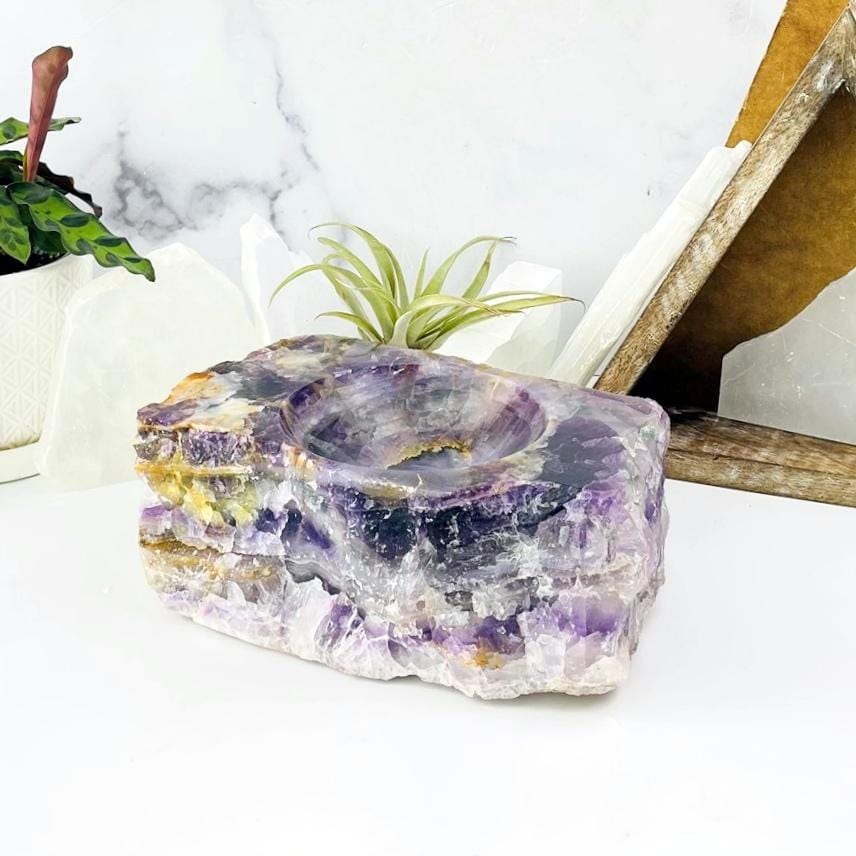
{"left": 2, "top": 475, "right": 854, "bottom": 855}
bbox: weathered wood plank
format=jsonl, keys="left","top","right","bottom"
{"left": 668, "top": 410, "right": 856, "bottom": 477}
{"left": 845, "top": 6, "right": 856, "bottom": 95}
{"left": 667, "top": 450, "right": 856, "bottom": 507}
{"left": 591, "top": 6, "right": 856, "bottom": 506}
{"left": 667, "top": 410, "right": 856, "bottom": 506}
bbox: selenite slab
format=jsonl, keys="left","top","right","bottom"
{"left": 719, "top": 266, "right": 856, "bottom": 445}
{"left": 551, "top": 142, "right": 750, "bottom": 386}
{"left": 37, "top": 244, "right": 262, "bottom": 489}
{"left": 137, "top": 336, "right": 669, "bottom": 699}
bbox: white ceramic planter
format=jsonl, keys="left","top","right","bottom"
{"left": 0, "top": 254, "right": 92, "bottom": 482}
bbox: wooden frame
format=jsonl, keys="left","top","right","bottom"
{"left": 596, "top": 3, "right": 856, "bottom": 506}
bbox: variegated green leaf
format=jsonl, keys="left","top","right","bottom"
{"left": 36, "top": 161, "right": 102, "bottom": 215}
{"left": 0, "top": 187, "right": 31, "bottom": 263}
{"left": 0, "top": 116, "right": 79, "bottom": 146}
{"left": 0, "top": 151, "right": 99, "bottom": 216}
{"left": 0, "top": 150, "right": 23, "bottom": 185}
{"left": 29, "top": 226, "right": 65, "bottom": 258}
{"left": 0, "top": 150, "right": 101, "bottom": 214}
{"left": 8, "top": 182, "right": 154, "bottom": 280}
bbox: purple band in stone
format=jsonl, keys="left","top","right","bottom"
{"left": 137, "top": 335, "right": 669, "bottom": 698}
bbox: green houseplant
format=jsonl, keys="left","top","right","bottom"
{"left": 0, "top": 46, "right": 153, "bottom": 278}
{"left": 271, "top": 223, "right": 573, "bottom": 351}
{"left": 0, "top": 46, "right": 154, "bottom": 482}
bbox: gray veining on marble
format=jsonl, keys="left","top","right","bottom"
{"left": 1, "top": 0, "right": 786, "bottom": 299}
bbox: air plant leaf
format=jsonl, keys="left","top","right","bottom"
{"left": 269, "top": 223, "right": 572, "bottom": 352}
{"left": 462, "top": 240, "right": 501, "bottom": 300}
{"left": 317, "top": 257, "right": 371, "bottom": 320}
{"left": 406, "top": 239, "right": 507, "bottom": 344}
{"left": 418, "top": 304, "right": 540, "bottom": 351}
{"left": 8, "top": 182, "right": 155, "bottom": 280}
{"left": 0, "top": 187, "right": 31, "bottom": 263}
{"left": 271, "top": 262, "right": 344, "bottom": 302}
{"left": 413, "top": 250, "right": 429, "bottom": 300}
{"left": 387, "top": 293, "right": 500, "bottom": 348}
{"left": 315, "top": 237, "right": 384, "bottom": 288}
{"left": 315, "top": 238, "right": 397, "bottom": 332}
{"left": 389, "top": 248, "right": 407, "bottom": 308}
{"left": 405, "top": 240, "right": 500, "bottom": 342}
{"left": 315, "top": 222, "right": 401, "bottom": 302}
{"left": 484, "top": 294, "right": 571, "bottom": 312}
{"left": 422, "top": 235, "right": 515, "bottom": 296}
{"left": 23, "top": 46, "right": 74, "bottom": 181}
{"left": 0, "top": 115, "right": 79, "bottom": 146}
{"left": 320, "top": 263, "right": 397, "bottom": 338}
{"left": 417, "top": 294, "right": 572, "bottom": 351}
{"left": 316, "top": 311, "right": 382, "bottom": 342}
{"left": 417, "top": 309, "right": 500, "bottom": 350}
{"left": 272, "top": 261, "right": 396, "bottom": 338}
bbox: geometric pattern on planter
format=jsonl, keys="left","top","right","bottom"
{"left": 0, "top": 255, "right": 91, "bottom": 449}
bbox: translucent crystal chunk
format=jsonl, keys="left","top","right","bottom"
{"left": 719, "top": 267, "right": 856, "bottom": 445}
{"left": 137, "top": 336, "right": 669, "bottom": 698}
{"left": 37, "top": 244, "right": 262, "bottom": 489}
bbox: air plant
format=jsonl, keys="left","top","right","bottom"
{"left": 271, "top": 223, "right": 573, "bottom": 351}
{"left": 0, "top": 46, "right": 154, "bottom": 280}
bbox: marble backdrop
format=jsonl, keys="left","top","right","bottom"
{"left": 2, "top": 0, "right": 785, "bottom": 310}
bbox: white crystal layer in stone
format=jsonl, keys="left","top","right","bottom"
{"left": 719, "top": 266, "right": 856, "bottom": 445}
